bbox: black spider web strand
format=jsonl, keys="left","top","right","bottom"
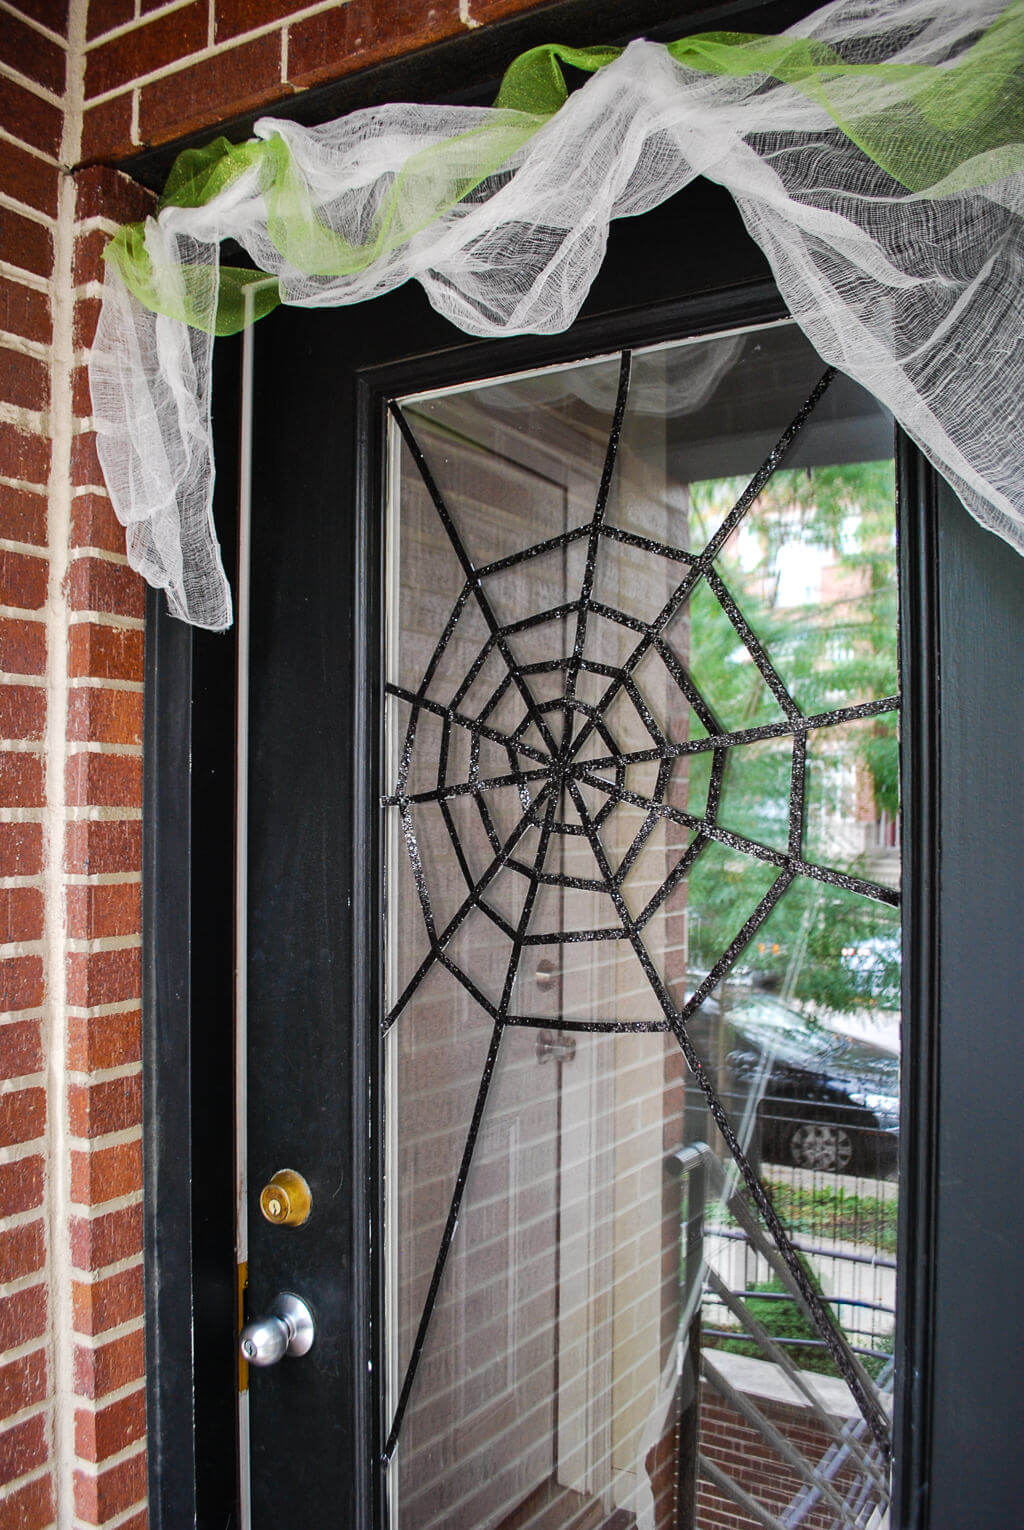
{"left": 390, "top": 401, "right": 563, "bottom": 763}
{"left": 504, "top": 858, "right": 607, "bottom": 893}
{"left": 435, "top": 948, "right": 503, "bottom": 1022}
{"left": 563, "top": 693, "right": 900, "bottom": 775}
{"left": 706, "top": 565, "right": 803, "bottom": 726}
{"left": 406, "top": 580, "right": 473, "bottom": 714}
{"left": 475, "top": 900, "right": 520, "bottom": 944}
{"left": 789, "top": 732, "right": 807, "bottom": 860}
{"left": 398, "top": 800, "right": 437, "bottom": 944}
{"left": 435, "top": 711, "right": 479, "bottom": 898}
{"left": 383, "top": 781, "right": 554, "bottom": 1032}
{"left": 706, "top": 743, "right": 727, "bottom": 822}
{"left": 611, "top": 755, "right": 677, "bottom": 887}
{"left": 599, "top": 519, "right": 696, "bottom": 566}
{"left": 381, "top": 1018, "right": 502, "bottom": 1464}
{"left": 475, "top": 520, "right": 593, "bottom": 579}
{"left": 562, "top": 350, "right": 631, "bottom": 741}
{"left": 519, "top": 925, "right": 627, "bottom": 945}
{"left": 562, "top": 366, "right": 837, "bottom": 773}
{"left": 391, "top": 581, "right": 476, "bottom": 802}
{"left": 383, "top": 763, "right": 552, "bottom": 808}
{"left": 700, "top": 366, "right": 837, "bottom": 565}
{"left": 504, "top": 1015, "right": 671, "bottom": 1033}
{"left": 574, "top": 764, "right": 898, "bottom": 906}
{"left": 385, "top": 684, "right": 550, "bottom": 767}
{"left": 634, "top": 833, "right": 710, "bottom": 930}
{"left": 500, "top": 791, "right": 561, "bottom": 1012}
{"left": 445, "top": 631, "right": 502, "bottom": 720}
{"left": 500, "top": 599, "right": 579, "bottom": 638}
{"left": 649, "top": 634, "right": 724, "bottom": 739}
{"left": 383, "top": 793, "right": 561, "bottom": 1462}
{"left": 558, "top": 777, "right": 890, "bottom": 1457}
{"left": 387, "top": 734, "right": 895, "bottom": 905}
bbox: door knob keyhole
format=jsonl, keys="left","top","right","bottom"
{"left": 239, "top": 1292, "right": 315, "bottom": 1368}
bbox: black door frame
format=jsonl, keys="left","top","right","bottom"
{"left": 136, "top": 4, "right": 1024, "bottom": 1527}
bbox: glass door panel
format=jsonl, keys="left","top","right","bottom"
{"left": 383, "top": 322, "right": 900, "bottom": 1530}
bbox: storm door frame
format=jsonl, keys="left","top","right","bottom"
{"left": 135, "top": 2, "right": 1024, "bottom": 1527}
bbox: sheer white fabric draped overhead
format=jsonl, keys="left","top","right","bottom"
{"left": 88, "top": 0, "right": 1024, "bottom": 630}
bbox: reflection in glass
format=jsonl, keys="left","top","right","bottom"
{"left": 384, "top": 323, "right": 900, "bottom": 1530}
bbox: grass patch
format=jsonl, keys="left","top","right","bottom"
{"left": 762, "top": 1178, "right": 898, "bottom": 1256}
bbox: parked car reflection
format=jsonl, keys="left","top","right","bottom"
{"left": 687, "top": 986, "right": 899, "bottom": 1177}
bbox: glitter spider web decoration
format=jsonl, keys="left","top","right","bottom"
{"left": 381, "top": 353, "right": 899, "bottom": 1463}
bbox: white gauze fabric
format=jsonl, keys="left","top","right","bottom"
{"left": 88, "top": 0, "right": 1024, "bottom": 629}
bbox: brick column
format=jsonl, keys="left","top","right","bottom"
{"left": 1, "top": 7, "right": 69, "bottom": 1526}
{"left": 63, "top": 164, "right": 153, "bottom": 1530}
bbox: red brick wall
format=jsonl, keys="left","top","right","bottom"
{"left": 81, "top": 0, "right": 557, "bottom": 160}
{"left": 0, "top": 1, "right": 555, "bottom": 1526}
{"left": 2, "top": 9, "right": 72, "bottom": 1528}
{"left": 698, "top": 1387, "right": 865, "bottom": 1530}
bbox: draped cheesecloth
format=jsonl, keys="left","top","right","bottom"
{"left": 88, "top": 0, "right": 1024, "bottom": 630}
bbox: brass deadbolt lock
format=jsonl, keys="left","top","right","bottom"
{"left": 259, "top": 1169, "right": 312, "bottom": 1228}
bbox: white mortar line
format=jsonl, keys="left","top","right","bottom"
{"left": 72, "top": 1253, "right": 143, "bottom": 1286}
{"left": 72, "top": 1436, "right": 146, "bottom": 1472}
{"left": 73, "top": 216, "right": 120, "bottom": 237}
{"left": 0, "top": 401, "right": 50, "bottom": 433}
{"left": 0, "top": 1461, "right": 53, "bottom": 1501}
{"left": 0, "top": 533, "right": 52, "bottom": 554}
{"left": 0, "top": 192, "right": 58, "bottom": 230}
{"left": 68, "top": 676, "right": 144, "bottom": 690}
{"left": 0, "top": 335, "right": 51, "bottom": 365}
{"left": 63, "top": 870, "right": 141, "bottom": 883}
{"left": 64, "top": 809, "right": 143, "bottom": 823}
{"left": 0, "top": 1204, "right": 47, "bottom": 1234}
{"left": 65, "top": 1057, "right": 140, "bottom": 1079}
{"left": 0, "top": 1254, "right": 49, "bottom": 1291}
{"left": 74, "top": 1492, "right": 149, "bottom": 1530}
{"left": 68, "top": 546, "right": 130, "bottom": 566}
{"left": 65, "top": 1001, "right": 142, "bottom": 1020}
{"left": 84, "top": 0, "right": 346, "bottom": 107}
{"left": 0, "top": 265, "right": 50, "bottom": 295}
{"left": 66, "top": 612, "right": 145, "bottom": 632}
{"left": 0, "top": 1333, "right": 50, "bottom": 1367}
{"left": 0, "top": 1138, "right": 46, "bottom": 1167}
{"left": 0, "top": 1071, "right": 47, "bottom": 1093}
{"left": 81, "top": 0, "right": 200, "bottom": 52}
{"left": 69, "top": 1368, "right": 143, "bottom": 1404}
{"left": 67, "top": 1127, "right": 141, "bottom": 1152}
{"left": 65, "top": 745, "right": 143, "bottom": 758}
{"left": 0, "top": 1400, "right": 53, "bottom": 1435}
{"left": 0, "top": 128, "right": 61, "bottom": 169}
{"left": 47, "top": 5, "right": 88, "bottom": 1525}
{"left": 71, "top": 1313, "right": 143, "bottom": 1349}
{"left": 0, "top": 1, "right": 69, "bottom": 49}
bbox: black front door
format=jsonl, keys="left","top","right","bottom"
{"left": 165, "top": 164, "right": 1024, "bottom": 1530}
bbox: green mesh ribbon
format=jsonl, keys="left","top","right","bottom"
{"left": 104, "top": 4, "right": 1024, "bottom": 337}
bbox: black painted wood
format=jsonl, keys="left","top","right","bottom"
{"left": 142, "top": 585, "right": 197, "bottom": 1530}
{"left": 926, "top": 484, "right": 1024, "bottom": 1528}
{"left": 143, "top": 336, "right": 242, "bottom": 1530}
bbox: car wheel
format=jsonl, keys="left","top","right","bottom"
{"left": 787, "top": 1120, "right": 856, "bottom": 1173}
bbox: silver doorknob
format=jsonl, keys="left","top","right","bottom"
{"left": 240, "top": 1292, "right": 315, "bottom": 1367}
